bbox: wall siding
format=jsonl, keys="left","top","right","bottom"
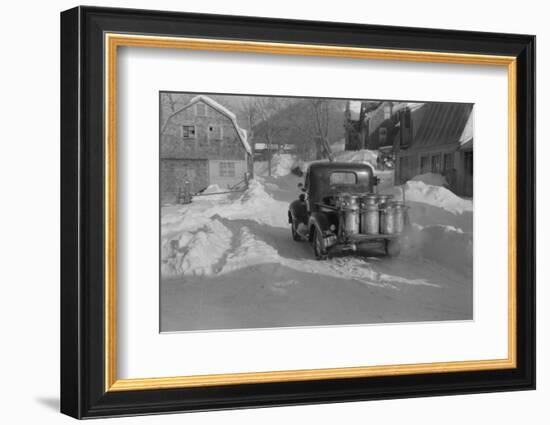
{"left": 161, "top": 101, "right": 246, "bottom": 161}
{"left": 160, "top": 159, "right": 209, "bottom": 204}
{"left": 208, "top": 159, "right": 248, "bottom": 189}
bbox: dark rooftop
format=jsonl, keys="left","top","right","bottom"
{"left": 412, "top": 103, "right": 473, "bottom": 149}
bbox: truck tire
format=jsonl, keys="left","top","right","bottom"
{"left": 312, "top": 227, "right": 328, "bottom": 260}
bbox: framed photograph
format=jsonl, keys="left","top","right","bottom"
{"left": 60, "top": 6, "right": 535, "bottom": 419}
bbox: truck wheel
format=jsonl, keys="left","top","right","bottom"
{"left": 291, "top": 219, "right": 301, "bottom": 241}
{"left": 385, "top": 239, "right": 401, "bottom": 257}
{"left": 312, "top": 227, "right": 328, "bottom": 260}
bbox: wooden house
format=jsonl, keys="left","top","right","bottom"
{"left": 345, "top": 100, "right": 473, "bottom": 196}
{"left": 393, "top": 103, "right": 473, "bottom": 196}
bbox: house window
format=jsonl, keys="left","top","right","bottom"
{"left": 383, "top": 104, "right": 391, "bottom": 120}
{"left": 195, "top": 102, "right": 207, "bottom": 116}
{"left": 431, "top": 154, "right": 442, "bottom": 174}
{"left": 443, "top": 153, "right": 454, "bottom": 172}
{"left": 181, "top": 125, "right": 196, "bottom": 138}
{"left": 420, "top": 156, "right": 429, "bottom": 174}
{"left": 208, "top": 125, "right": 223, "bottom": 140}
{"left": 219, "top": 161, "right": 236, "bottom": 177}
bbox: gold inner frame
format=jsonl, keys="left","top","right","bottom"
{"left": 104, "top": 33, "right": 517, "bottom": 392}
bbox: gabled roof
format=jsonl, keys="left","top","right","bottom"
{"left": 411, "top": 103, "right": 473, "bottom": 149}
{"left": 165, "top": 95, "right": 252, "bottom": 155}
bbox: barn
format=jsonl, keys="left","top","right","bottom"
{"left": 160, "top": 95, "right": 253, "bottom": 203}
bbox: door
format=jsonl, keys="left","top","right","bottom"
{"left": 160, "top": 159, "right": 209, "bottom": 203}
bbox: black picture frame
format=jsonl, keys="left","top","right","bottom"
{"left": 61, "top": 5, "right": 535, "bottom": 419}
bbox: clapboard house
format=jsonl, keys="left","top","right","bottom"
{"left": 160, "top": 95, "right": 253, "bottom": 203}
{"left": 345, "top": 100, "right": 473, "bottom": 196}
{"left": 393, "top": 103, "right": 473, "bottom": 196}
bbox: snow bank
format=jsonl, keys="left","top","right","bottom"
{"left": 202, "top": 184, "right": 223, "bottom": 194}
{"left": 221, "top": 227, "right": 280, "bottom": 274}
{"left": 401, "top": 181, "right": 472, "bottom": 215}
{"left": 410, "top": 173, "right": 448, "bottom": 187}
{"left": 161, "top": 178, "right": 291, "bottom": 276}
{"left": 162, "top": 219, "right": 232, "bottom": 276}
{"left": 380, "top": 180, "right": 473, "bottom": 273}
{"left": 221, "top": 179, "right": 290, "bottom": 228}
{"left": 167, "top": 179, "right": 289, "bottom": 230}
{"left": 334, "top": 149, "right": 378, "bottom": 167}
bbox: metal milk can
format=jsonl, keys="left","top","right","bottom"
{"left": 377, "top": 194, "right": 394, "bottom": 234}
{"left": 381, "top": 204, "right": 397, "bottom": 234}
{"left": 360, "top": 194, "right": 379, "bottom": 234}
{"left": 377, "top": 194, "right": 394, "bottom": 209}
{"left": 391, "top": 201, "right": 406, "bottom": 234}
{"left": 341, "top": 194, "right": 360, "bottom": 234}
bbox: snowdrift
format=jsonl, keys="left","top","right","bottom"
{"left": 334, "top": 149, "right": 378, "bottom": 166}
{"left": 410, "top": 173, "right": 448, "bottom": 187}
{"left": 161, "top": 178, "right": 289, "bottom": 277}
{"left": 395, "top": 181, "right": 473, "bottom": 274}
{"left": 386, "top": 180, "right": 472, "bottom": 215}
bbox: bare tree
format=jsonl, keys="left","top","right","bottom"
{"left": 253, "top": 97, "right": 286, "bottom": 176}
{"left": 239, "top": 97, "right": 260, "bottom": 142}
{"left": 309, "top": 99, "right": 333, "bottom": 161}
{"left": 160, "top": 93, "right": 191, "bottom": 128}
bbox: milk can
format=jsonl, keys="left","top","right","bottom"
{"left": 391, "top": 201, "right": 406, "bottom": 234}
{"left": 377, "top": 194, "right": 394, "bottom": 208}
{"left": 340, "top": 194, "right": 360, "bottom": 234}
{"left": 360, "top": 194, "right": 379, "bottom": 234}
{"left": 377, "top": 194, "right": 394, "bottom": 234}
{"left": 380, "top": 204, "right": 397, "bottom": 234}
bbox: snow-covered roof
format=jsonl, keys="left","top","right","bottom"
{"left": 169, "top": 95, "right": 252, "bottom": 155}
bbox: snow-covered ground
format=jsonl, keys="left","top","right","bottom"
{"left": 254, "top": 153, "right": 296, "bottom": 177}
{"left": 161, "top": 164, "right": 473, "bottom": 332}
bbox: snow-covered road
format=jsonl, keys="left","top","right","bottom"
{"left": 160, "top": 162, "right": 473, "bottom": 332}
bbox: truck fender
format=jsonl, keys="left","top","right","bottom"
{"left": 308, "top": 212, "right": 332, "bottom": 242}
{"left": 288, "top": 199, "right": 308, "bottom": 225}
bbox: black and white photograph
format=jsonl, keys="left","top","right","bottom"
{"left": 160, "top": 92, "right": 474, "bottom": 332}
